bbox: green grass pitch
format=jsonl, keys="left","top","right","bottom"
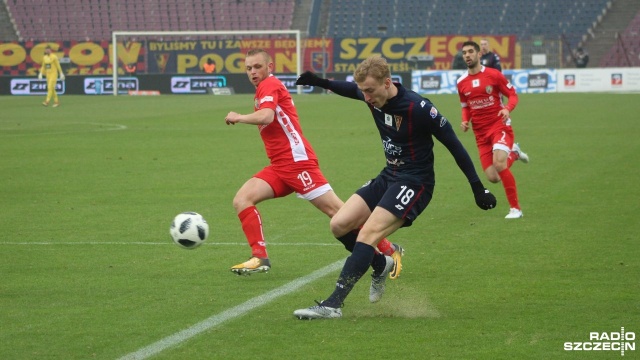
{"left": 0, "top": 92, "right": 638, "bottom": 359}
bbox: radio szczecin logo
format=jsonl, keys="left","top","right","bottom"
{"left": 564, "top": 327, "right": 635, "bottom": 356}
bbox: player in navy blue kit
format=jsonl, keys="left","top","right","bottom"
{"left": 480, "top": 38, "right": 502, "bottom": 72}
{"left": 293, "top": 56, "right": 497, "bottom": 319}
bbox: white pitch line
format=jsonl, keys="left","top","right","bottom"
{"left": 0, "top": 123, "right": 127, "bottom": 137}
{"left": 116, "top": 258, "right": 345, "bottom": 360}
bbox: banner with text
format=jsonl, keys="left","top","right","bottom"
{"left": 144, "top": 35, "right": 516, "bottom": 73}
{"left": 1, "top": 36, "right": 516, "bottom": 76}
{"left": 556, "top": 68, "right": 640, "bottom": 92}
{"left": 0, "top": 41, "right": 144, "bottom": 76}
{"left": 412, "top": 68, "right": 557, "bottom": 94}
{"left": 326, "top": 35, "right": 516, "bottom": 73}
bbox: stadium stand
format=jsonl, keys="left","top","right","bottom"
{"left": 0, "top": 0, "right": 626, "bottom": 44}
{"left": 0, "top": 2, "right": 17, "bottom": 41}
{"left": 4, "top": 0, "right": 295, "bottom": 41}
{"left": 327, "top": 0, "right": 611, "bottom": 47}
{"left": 598, "top": 11, "right": 640, "bottom": 66}
{"left": 1, "top": 0, "right": 638, "bottom": 67}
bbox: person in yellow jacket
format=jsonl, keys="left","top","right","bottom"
{"left": 38, "top": 46, "right": 65, "bottom": 107}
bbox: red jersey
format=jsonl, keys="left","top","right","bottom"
{"left": 255, "top": 75, "right": 317, "bottom": 166}
{"left": 456, "top": 66, "right": 518, "bottom": 135}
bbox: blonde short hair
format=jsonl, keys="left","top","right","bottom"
{"left": 353, "top": 56, "right": 391, "bottom": 84}
{"left": 246, "top": 48, "right": 271, "bottom": 63}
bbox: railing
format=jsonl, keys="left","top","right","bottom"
{"left": 614, "top": 32, "right": 634, "bottom": 67}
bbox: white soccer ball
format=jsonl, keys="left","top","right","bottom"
{"left": 170, "top": 212, "right": 209, "bottom": 249}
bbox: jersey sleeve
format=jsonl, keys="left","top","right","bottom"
{"left": 326, "top": 80, "right": 363, "bottom": 101}
{"left": 415, "top": 101, "right": 481, "bottom": 184}
{"left": 456, "top": 81, "right": 471, "bottom": 122}
{"left": 431, "top": 115, "right": 482, "bottom": 184}
{"left": 255, "top": 79, "right": 279, "bottom": 111}
{"left": 497, "top": 72, "right": 518, "bottom": 112}
{"left": 53, "top": 55, "right": 63, "bottom": 74}
{"left": 417, "top": 100, "right": 454, "bottom": 140}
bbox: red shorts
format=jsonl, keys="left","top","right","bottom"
{"left": 254, "top": 161, "right": 332, "bottom": 200}
{"left": 475, "top": 126, "right": 514, "bottom": 170}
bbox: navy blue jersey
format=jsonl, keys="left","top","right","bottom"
{"left": 480, "top": 51, "right": 502, "bottom": 72}
{"left": 326, "top": 81, "right": 481, "bottom": 187}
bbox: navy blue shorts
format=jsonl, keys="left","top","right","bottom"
{"left": 355, "top": 175, "right": 433, "bottom": 227}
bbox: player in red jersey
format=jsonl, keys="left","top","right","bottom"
{"left": 456, "top": 41, "right": 529, "bottom": 219}
{"left": 224, "top": 49, "right": 403, "bottom": 277}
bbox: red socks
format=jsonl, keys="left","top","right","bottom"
{"left": 498, "top": 168, "right": 519, "bottom": 209}
{"left": 238, "top": 206, "right": 268, "bottom": 258}
{"left": 376, "top": 238, "right": 395, "bottom": 256}
{"left": 507, "top": 151, "right": 518, "bottom": 168}
{"left": 239, "top": 205, "right": 397, "bottom": 258}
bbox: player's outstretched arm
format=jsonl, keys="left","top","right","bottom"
{"left": 434, "top": 119, "right": 496, "bottom": 210}
{"left": 295, "top": 71, "right": 330, "bottom": 88}
{"left": 296, "top": 71, "right": 361, "bottom": 100}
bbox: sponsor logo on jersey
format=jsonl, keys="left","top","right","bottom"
{"left": 385, "top": 114, "right": 393, "bottom": 127}
{"left": 429, "top": 106, "right": 438, "bottom": 118}
{"left": 382, "top": 137, "right": 402, "bottom": 156}
{"left": 394, "top": 115, "right": 403, "bottom": 131}
{"left": 468, "top": 97, "right": 495, "bottom": 109}
{"left": 387, "top": 158, "right": 405, "bottom": 167}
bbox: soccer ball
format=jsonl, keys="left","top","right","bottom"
{"left": 170, "top": 212, "right": 209, "bottom": 249}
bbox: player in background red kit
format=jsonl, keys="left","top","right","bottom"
{"left": 456, "top": 41, "right": 529, "bottom": 219}
{"left": 224, "top": 49, "right": 403, "bottom": 278}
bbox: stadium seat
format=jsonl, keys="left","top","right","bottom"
{"left": 598, "top": 11, "right": 640, "bottom": 66}
{"left": 4, "top": 0, "right": 618, "bottom": 51}
{"left": 6, "top": 0, "right": 297, "bottom": 41}
{"left": 326, "top": 0, "right": 612, "bottom": 42}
